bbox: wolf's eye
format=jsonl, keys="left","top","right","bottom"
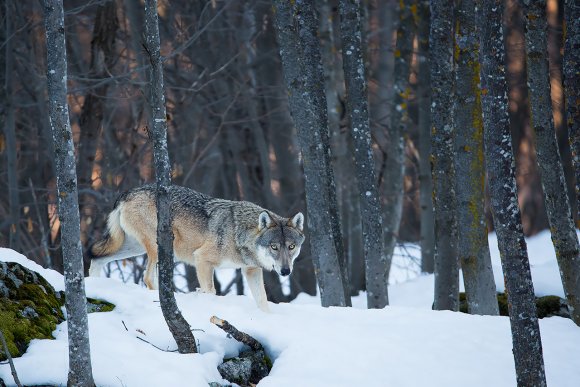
{"left": 270, "top": 244, "right": 278, "bottom": 250}
{"left": 288, "top": 244, "right": 295, "bottom": 250}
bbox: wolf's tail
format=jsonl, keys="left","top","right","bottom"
{"left": 89, "top": 205, "right": 125, "bottom": 259}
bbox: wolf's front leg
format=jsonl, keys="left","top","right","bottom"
{"left": 196, "top": 261, "right": 216, "bottom": 294}
{"left": 243, "top": 267, "right": 270, "bottom": 312}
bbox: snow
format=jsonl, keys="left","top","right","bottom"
{"left": 1, "top": 231, "right": 579, "bottom": 386}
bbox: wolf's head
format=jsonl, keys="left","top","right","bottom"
{"left": 255, "top": 211, "right": 305, "bottom": 276}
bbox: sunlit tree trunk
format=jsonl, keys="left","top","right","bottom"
{"left": 43, "top": 0, "right": 95, "bottom": 384}
{"left": 478, "top": 1, "right": 547, "bottom": 384}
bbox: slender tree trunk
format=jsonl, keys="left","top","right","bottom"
{"left": 319, "top": 0, "right": 365, "bottom": 297}
{"left": 417, "top": 0, "right": 435, "bottom": 274}
{"left": 272, "top": 0, "right": 351, "bottom": 307}
{"left": 565, "top": 0, "right": 580, "bottom": 224}
{"left": 384, "top": 0, "right": 415, "bottom": 282}
{"left": 43, "top": 1, "right": 95, "bottom": 385}
{"left": 478, "top": 1, "right": 547, "bottom": 384}
{"left": 521, "top": 0, "right": 580, "bottom": 326}
{"left": 3, "top": 0, "right": 20, "bottom": 251}
{"left": 454, "top": 0, "right": 499, "bottom": 315}
{"left": 339, "top": 0, "right": 387, "bottom": 308}
{"left": 143, "top": 0, "right": 197, "bottom": 353}
{"left": 430, "top": 0, "right": 459, "bottom": 311}
{"left": 77, "top": 1, "right": 118, "bottom": 246}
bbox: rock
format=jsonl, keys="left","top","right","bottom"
{"left": 0, "top": 261, "right": 65, "bottom": 361}
{"left": 0, "top": 261, "right": 116, "bottom": 362}
{"left": 218, "top": 349, "right": 272, "bottom": 387}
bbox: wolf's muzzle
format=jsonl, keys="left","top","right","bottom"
{"left": 281, "top": 267, "right": 291, "bottom": 276}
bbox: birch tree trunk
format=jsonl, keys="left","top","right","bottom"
{"left": 43, "top": 1, "right": 95, "bottom": 385}
{"left": 272, "top": 0, "right": 351, "bottom": 307}
{"left": 478, "top": 1, "right": 547, "bottom": 384}
{"left": 417, "top": 0, "right": 435, "bottom": 274}
{"left": 521, "top": 0, "right": 580, "bottom": 326}
{"left": 430, "top": 0, "right": 459, "bottom": 311}
{"left": 454, "top": 0, "right": 499, "bottom": 316}
{"left": 143, "top": 0, "right": 197, "bottom": 353}
{"left": 339, "top": 0, "right": 387, "bottom": 308}
{"left": 565, "top": 0, "right": 580, "bottom": 224}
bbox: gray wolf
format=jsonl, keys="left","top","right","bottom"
{"left": 88, "top": 185, "right": 305, "bottom": 312}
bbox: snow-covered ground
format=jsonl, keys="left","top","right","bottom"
{"left": 1, "top": 231, "right": 579, "bottom": 386}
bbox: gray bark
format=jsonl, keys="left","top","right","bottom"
{"left": 478, "top": 1, "right": 547, "bottom": 384}
{"left": 384, "top": 0, "right": 414, "bottom": 282}
{"left": 77, "top": 1, "right": 118, "bottom": 244}
{"left": 521, "top": 0, "right": 580, "bottom": 326}
{"left": 454, "top": 0, "right": 499, "bottom": 316}
{"left": 338, "top": 0, "right": 387, "bottom": 308}
{"left": 143, "top": 0, "right": 197, "bottom": 353}
{"left": 565, "top": 1, "right": 580, "bottom": 223}
{"left": 319, "top": 0, "right": 365, "bottom": 297}
{"left": 417, "top": 0, "right": 435, "bottom": 274}
{"left": 272, "top": 0, "right": 352, "bottom": 307}
{"left": 430, "top": 0, "right": 460, "bottom": 311}
{"left": 43, "top": 1, "right": 95, "bottom": 385}
{"left": 3, "top": 0, "right": 20, "bottom": 251}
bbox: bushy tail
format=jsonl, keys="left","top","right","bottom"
{"left": 89, "top": 206, "right": 124, "bottom": 258}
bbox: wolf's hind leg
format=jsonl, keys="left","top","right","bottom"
{"left": 143, "top": 242, "right": 159, "bottom": 290}
{"left": 243, "top": 267, "right": 270, "bottom": 312}
{"left": 195, "top": 261, "right": 216, "bottom": 294}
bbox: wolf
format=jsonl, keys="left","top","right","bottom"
{"left": 88, "top": 185, "right": 305, "bottom": 312}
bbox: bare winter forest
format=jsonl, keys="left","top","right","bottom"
{"left": 2, "top": 0, "right": 574, "bottom": 300}
{"left": 2, "top": 0, "right": 580, "bottom": 386}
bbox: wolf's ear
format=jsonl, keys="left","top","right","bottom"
{"left": 288, "top": 212, "right": 304, "bottom": 231}
{"left": 258, "top": 211, "right": 273, "bottom": 231}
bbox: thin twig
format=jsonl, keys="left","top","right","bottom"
{"left": 0, "top": 330, "right": 22, "bottom": 387}
{"left": 135, "top": 336, "right": 178, "bottom": 352}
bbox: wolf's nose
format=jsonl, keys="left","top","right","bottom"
{"left": 281, "top": 267, "right": 291, "bottom": 276}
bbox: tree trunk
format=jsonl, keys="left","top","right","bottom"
{"left": 454, "top": 0, "right": 499, "bottom": 316}
{"left": 384, "top": 0, "right": 414, "bottom": 282}
{"left": 417, "top": 0, "right": 435, "bottom": 274}
{"left": 43, "top": 1, "right": 95, "bottom": 385}
{"left": 338, "top": 0, "right": 387, "bottom": 308}
{"left": 565, "top": 0, "right": 580, "bottom": 224}
{"left": 3, "top": 0, "right": 20, "bottom": 251}
{"left": 77, "top": 1, "right": 118, "bottom": 246}
{"left": 430, "top": 0, "right": 459, "bottom": 311}
{"left": 272, "top": 0, "right": 352, "bottom": 307}
{"left": 521, "top": 0, "right": 580, "bottom": 326}
{"left": 143, "top": 0, "right": 197, "bottom": 353}
{"left": 478, "top": 1, "right": 547, "bottom": 384}
{"left": 318, "top": 0, "right": 365, "bottom": 297}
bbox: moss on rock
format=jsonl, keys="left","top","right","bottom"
{"left": 0, "top": 261, "right": 116, "bottom": 362}
{"left": 459, "top": 292, "right": 569, "bottom": 319}
{"left": 0, "top": 262, "right": 65, "bottom": 361}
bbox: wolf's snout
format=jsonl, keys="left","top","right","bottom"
{"left": 281, "top": 267, "right": 291, "bottom": 276}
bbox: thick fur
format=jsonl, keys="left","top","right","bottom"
{"left": 88, "top": 185, "right": 305, "bottom": 311}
